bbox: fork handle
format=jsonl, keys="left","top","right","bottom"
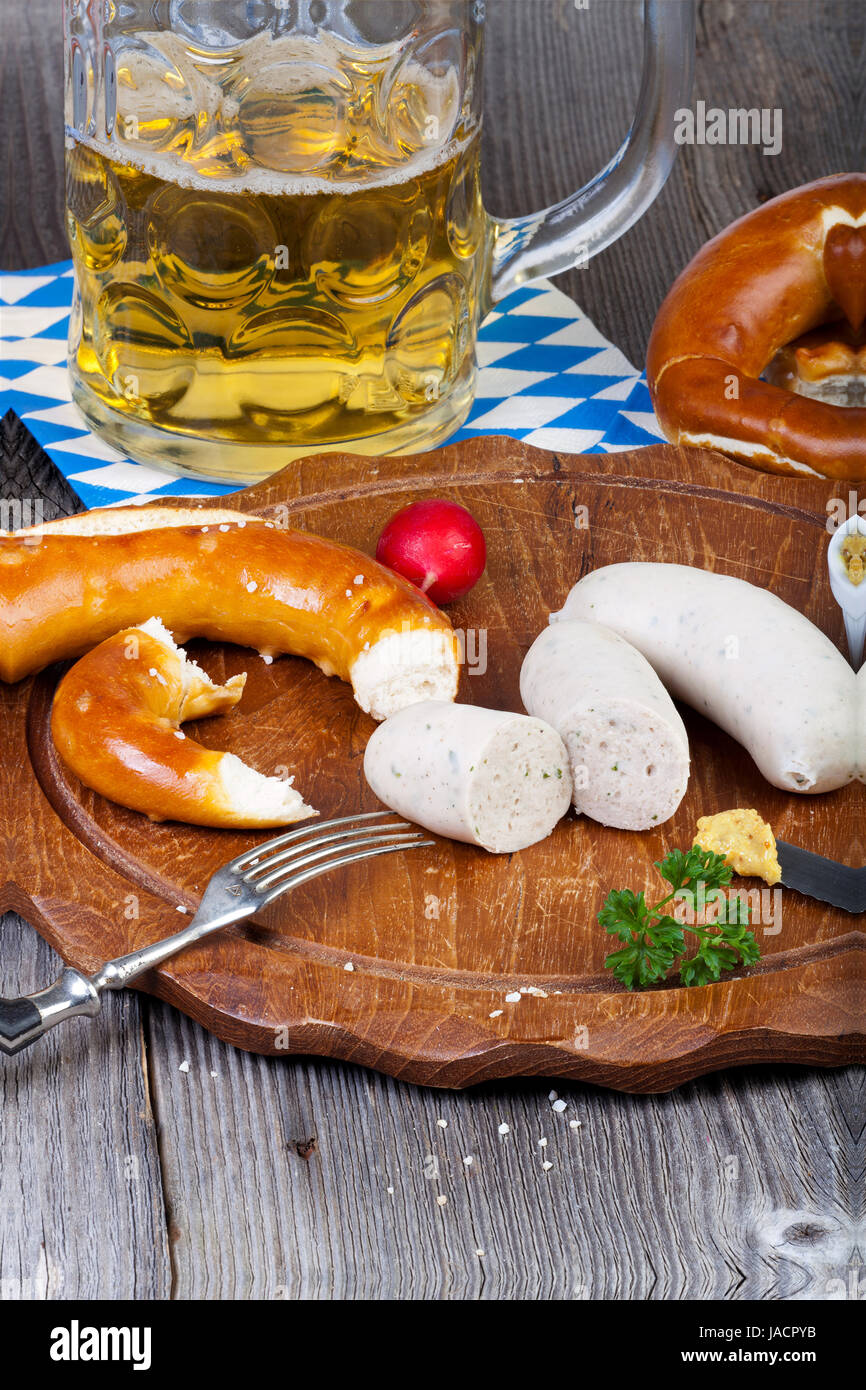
{"left": 0, "top": 968, "right": 101, "bottom": 1056}
{"left": 0, "top": 903, "right": 253, "bottom": 1056}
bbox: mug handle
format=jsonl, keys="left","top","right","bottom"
{"left": 488, "top": 0, "right": 696, "bottom": 302}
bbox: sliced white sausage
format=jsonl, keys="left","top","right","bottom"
{"left": 554, "top": 563, "right": 858, "bottom": 794}
{"left": 520, "top": 620, "right": 690, "bottom": 830}
{"left": 363, "top": 700, "right": 572, "bottom": 853}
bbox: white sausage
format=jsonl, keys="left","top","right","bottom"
{"left": 554, "top": 564, "right": 858, "bottom": 794}
{"left": 520, "top": 620, "right": 690, "bottom": 829}
{"left": 363, "top": 700, "right": 573, "bottom": 853}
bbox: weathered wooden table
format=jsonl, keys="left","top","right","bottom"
{"left": 2, "top": 0, "right": 863, "bottom": 1300}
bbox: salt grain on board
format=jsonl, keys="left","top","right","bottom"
{"left": 498, "top": 1123, "right": 510, "bottom": 1136}
{"left": 552, "top": 1099, "right": 567, "bottom": 1113}
{"left": 505, "top": 991, "right": 521, "bottom": 1004}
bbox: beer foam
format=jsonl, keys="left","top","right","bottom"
{"left": 67, "top": 127, "right": 476, "bottom": 197}
{"left": 69, "top": 27, "right": 476, "bottom": 196}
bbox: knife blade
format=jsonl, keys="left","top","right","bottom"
{"left": 776, "top": 841, "right": 866, "bottom": 915}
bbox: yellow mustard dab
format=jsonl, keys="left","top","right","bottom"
{"left": 694, "top": 809, "right": 782, "bottom": 886}
{"left": 840, "top": 533, "right": 866, "bottom": 586}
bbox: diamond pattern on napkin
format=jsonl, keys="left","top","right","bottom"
{"left": 1, "top": 264, "right": 665, "bottom": 510}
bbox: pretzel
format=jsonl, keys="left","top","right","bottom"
{"left": 0, "top": 507, "right": 460, "bottom": 719}
{"left": 763, "top": 323, "right": 866, "bottom": 407}
{"left": 51, "top": 619, "right": 317, "bottom": 827}
{"left": 647, "top": 174, "right": 866, "bottom": 479}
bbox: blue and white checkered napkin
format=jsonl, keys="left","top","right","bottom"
{"left": 0, "top": 260, "right": 664, "bottom": 509}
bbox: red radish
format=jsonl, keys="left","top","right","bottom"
{"left": 376, "top": 499, "right": 486, "bottom": 606}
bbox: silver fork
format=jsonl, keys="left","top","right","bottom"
{"left": 0, "top": 812, "right": 432, "bottom": 1056}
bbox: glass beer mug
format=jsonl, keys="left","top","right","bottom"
{"left": 64, "top": 0, "right": 695, "bottom": 483}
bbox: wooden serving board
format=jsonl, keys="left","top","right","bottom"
{"left": 3, "top": 440, "right": 864, "bottom": 1090}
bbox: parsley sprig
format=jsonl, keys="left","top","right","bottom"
{"left": 599, "top": 845, "right": 762, "bottom": 990}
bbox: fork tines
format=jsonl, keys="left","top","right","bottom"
{"left": 230, "top": 811, "right": 433, "bottom": 901}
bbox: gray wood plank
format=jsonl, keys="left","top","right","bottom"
{"left": 0, "top": 0, "right": 66, "bottom": 267}
{"left": 0, "top": 916, "right": 172, "bottom": 1300}
{"left": 2, "top": 0, "right": 863, "bottom": 1301}
{"left": 150, "top": 1004, "right": 862, "bottom": 1299}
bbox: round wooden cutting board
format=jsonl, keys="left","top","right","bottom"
{"left": 4, "top": 439, "right": 864, "bottom": 1090}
